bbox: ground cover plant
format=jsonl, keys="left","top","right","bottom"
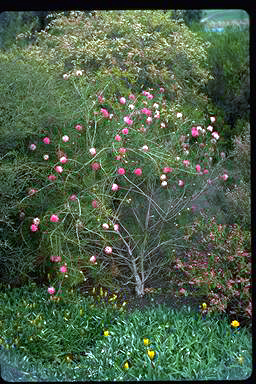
{"left": 0, "top": 283, "right": 252, "bottom": 381}
{"left": 0, "top": 9, "right": 251, "bottom": 381}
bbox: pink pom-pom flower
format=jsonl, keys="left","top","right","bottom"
{"left": 50, "top": 214, "right": 59, "bottom": 223}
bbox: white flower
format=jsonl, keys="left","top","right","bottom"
{"left": 75, "top": 70, "right": 83, "bottom": 77}
{"left": 210, "top": 116, "right": 216, "bottom": 123}
{"left": 160, "top": 174, "right": 167, "bottom": 181}
{"left": 128, "top": 104, "right": 135, "bottom": 110}
{"left": 104, "top": 246, "right": 112, "bottom": 254}
{"left": 207, "top": 125, "right": 213, "bottom": 132}
{"left": 43, "top": 154, "right": 49, "bottom": 160}
{"left": 176, "top": 157, "right": 180, "bottom": 161}
{"left": 63, "top": 74, "right": 69, "bottom": 80}
{"left": 113, "top": 224, "right": 119, "bottom": 231}
{"left": 89, "top": 148, "right": 96, "bottom": 156}
{"left": 160, "top": 122, "right": 166, "bottom": 128}
{"left": 33, "top": 217, "right": 40, "bottom": 226}
{"left": 161, "top": 181, "right": 167, "bottom": 187}
{"left": 197, "top": 126, "right": 202, "bottom": 131}
{"left": 202, "top": 129, "right": 206, "bottom": 134}
{"left": 142, "top": 145, "right": 149, "bottom": 152}
{"left": 176, "top": 112, "right": 182, "bottom": 118}
{"left": 212, "top": 132, "right": 220, "bottom": 140}
{"left": 102, "top": 223, "right": 109, "bottom": 230}
{"left": 153, "top": 103, "right": 159, "bottom": 109}
{"left": 62, "top": 135, "right": 69, "bottom": 142}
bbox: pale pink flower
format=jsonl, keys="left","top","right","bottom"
{"left": 178, "top": 180, "right": 184, "bottom": 187}
{"left": 75, "top": 124, "right": 83, "bottom": 131}
{"left": 91, "top": 162, "right": 100, "bottom": 171}
{"left": 30, "top": 143, "right": 36, "bottom": 150}
{"left": 163, "top": 167, "right": 173, "bottom": 173}
{"left": 89, "top": 148, "right": 96, "bottom": 156}
{"left": 48, "top": 287, "right": 55, "bottom": 294}
{"left": 43, "top": 137, "right": 50, "bottom": 144}
{"left": 154, "top": 111, "right": 160, "bottom": 118}
{"left": 142, "top": 91, "right": 150, "bottom": 96}
{"left": 90, "top": 255, "right": 97, "bottom": 264}
{"left": 30, "top": 224, "right": 38, "bottom": 232}
{"left": 183, "top": 160, "right": 190, "bottom": 167}
{"left": 60, "top": 265, "right": 67, "bottom": 273}
{"left": 62, "top": 135, "right": 69, "bottom": 142}
{"left": 129, "top": 94, "right": 135, "bottom": 100}
{"left": 134, "top": 168, "right": 142, "bottom": 176}
{"left": 212, "top": 131, "right": 220, "bottom": 140}
{"left": 115, "top": 135, "right": 122, "bottom": 141}
{"left": 159, "top": 87, "right": 164, "bottom": 93}
{"left": 179, "top": 288, "right": 186, "bottom": 294}
{"left": 55, "top": 165, "right": 63, "bottom": 173}
{"left": 43, "top": 154, "right": 49, "bottom": 160}
{"left": 210, "top": 116, "right": 216, "bottom": 123}
{"left": 104, "top": 246, "right": 112, "bottom": 254}
{"left": 112, "top": 184, "right": 119, "bottom": 191}
{"left": 142, "top": 145, "right": 149, "bottom": 152}
{"left": 116, "top": 155, "right": 121, "bottom": 160}
{"left": 98, "top": 95, "right": 104, "bottom": 103}
{"left": 176, "top": 112, "right": 182, "bottom": 118}
{"left": 221, "top": 173, "right": 228, "bottom": 181}
{"left": 124, "top": 116, "right": 133, "bottom": 125}
{"left": 196, "top": 164, "right": 201, "bottom": 173}
{"left": 120, "top": 97, "right": 126, "bottom": 104}
{"left": 28, "top": 188, "right": 38, "bottom": 195}
{"left": 147, "top": 94, "right": 153, "bottom": 100}
{"left": 48, "top": 174, "right": 57, "bottom": 181}
{"left": 160, "top": 122, "right": 166, "bottom": 128}
{"left": 203, "top": 169, "right": 209, "bottom": 174}
{"left": 102, "top": 223, "right": 109, "bottom": 230}
{"left": 207, "top": 125, "right": 213, "bottom": 132}
{"left": 220, "top": 152, "right": 226, "bottom": 159}
{"left": 140, "top": 126, "right": 147, "bottom": 133}
{"left": 101, "top": 108, "right": 109, "bottom": 118}
{"left": 60, "top": 156, "right": 68, "bottom": 164}
{"left": 122, "top": 128, "right": 129, "bottom": 134}
{"left": 191, "top": 127, "right": 199, "bottom": 137}
{"left": 33, "top": 217, "right": 40, "bottom": 226}
{"left": 50, "top": 255, "right": 61, "bottom": 262}
{"left": 118, "top": 168, "right": 126, "bottom": 175}
{"left": 146, "top": 117, "right": 152, "bottom": 124}
{"left": 92, "top": 200, "right": 98, "bottom": 208}
{"left": 50, "top": 214, "right": 59, "bottom": 223}
{"left": 69, "top": 194, "right": 77, "bottom": 201}
{"left": 119, "top": 147, "right": 126, "bottom": 154}
{"left": 113, "top": 224, "right": 119, "bottom": 231}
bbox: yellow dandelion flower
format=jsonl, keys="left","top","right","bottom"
{"left": 104, "top": 330, "right": 109, "bottom": 336}
{"left": 147, "top": 350, "right": 155, "bottom": 360}
{"left": 231, "top": 320, "right": 240, "bottom": 328}
{"left": 202, "top": 302, "right": 207, "bottom": 309}
{"left": 144, "top": 338, "right": 150, "bottom": 346}
{"left": 124, "top": 362, "right": 129, "bottom": 369}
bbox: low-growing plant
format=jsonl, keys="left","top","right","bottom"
{"left": 173, "top": 215, "right": 251, "bottom": 328}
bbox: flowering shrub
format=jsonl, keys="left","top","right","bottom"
{"left": 174, "top": 216, "right": 251, "bottom": 324}
{"left": 20, "top": 81, "right": 233, "bottom": 298}
{"left": 13, "top": 10, "right": 211, "bottom": 106}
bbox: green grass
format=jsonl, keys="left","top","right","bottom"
{"left": 0, "top": 283, "right": 252, "bottom": 381}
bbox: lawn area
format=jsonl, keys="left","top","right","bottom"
{"left": 202, "top": 9, "right": 249, "bottom": 23}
